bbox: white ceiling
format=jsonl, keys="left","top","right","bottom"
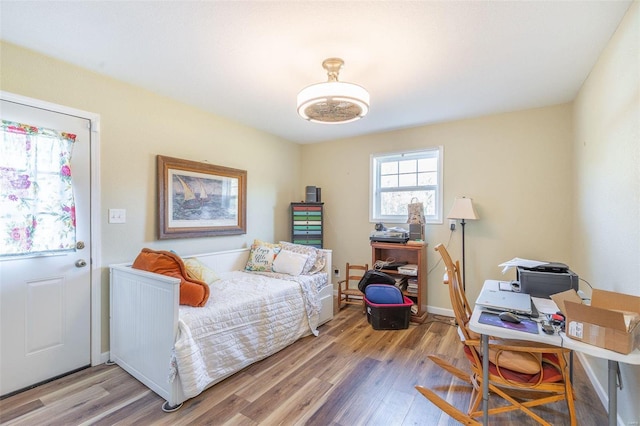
{"left": 0, "top": 1, "right": 632, "bottom": 144}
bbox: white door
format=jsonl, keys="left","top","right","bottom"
{"left": 0, "top": 99, "right": 91, "bottom": 396}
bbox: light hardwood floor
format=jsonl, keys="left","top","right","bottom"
{"left": 0, "top": 304, "right": 608, "bottom": 425}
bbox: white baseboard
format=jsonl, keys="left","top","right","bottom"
{"left": 426, "top": 305, "right": 454, "bottom": 317}
{"left": 576, "top": 352, "right": 628, "bottom": 426}
{"left": 576, "top": 352, "right": 606, "bottom": 404}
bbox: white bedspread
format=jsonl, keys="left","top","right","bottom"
{"left": 172, "top": 271, "right": 325, "bottom": 399}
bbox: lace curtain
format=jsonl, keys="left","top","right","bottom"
{"left": 0, "top": 120, "right": 77, "bottom": 257}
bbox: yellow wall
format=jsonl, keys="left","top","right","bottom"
{"left": 572, "top": 2, "right": 639, "bottom": 423}
{"left": 301, "top": 104, "right": 574, "bottom": 311}
{"left": 1, "top": 41, "right": 303, "bottom": 352}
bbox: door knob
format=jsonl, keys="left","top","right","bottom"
{"left": 75, "top": 259, "right": 87, "bottom": 268}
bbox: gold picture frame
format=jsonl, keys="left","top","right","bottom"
{"left": 157, "top": 155, "right": 247, "bottom": 239}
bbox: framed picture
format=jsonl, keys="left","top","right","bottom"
{"left": 157, "top": 155, "right": 247, "bottom": 239}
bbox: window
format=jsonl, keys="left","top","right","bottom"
{"left": 370, "top": 147, "right": 443, "bottom": 224}
{"left": 0, "top": 120, "right": 77, "bottom": 257}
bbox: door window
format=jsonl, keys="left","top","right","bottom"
{"left": 0, "top": 120, "right": 77, "bottom": 257}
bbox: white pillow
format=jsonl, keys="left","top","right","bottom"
{"left": 279, "top": 241, "right": 318, "bottom": 275}
{"left": 272, "top": 250, "right": 309, "bottom": 276}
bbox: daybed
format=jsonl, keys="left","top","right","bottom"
{"left": 109, "top": 245, "right": 333, "bottom": 411}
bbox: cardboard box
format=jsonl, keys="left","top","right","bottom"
{"left": 551, "top": 289, "right": 640, "bottom": 354}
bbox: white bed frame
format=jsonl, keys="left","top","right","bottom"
{"left": 109, "top": 247, "right": 333, "bottom": 411}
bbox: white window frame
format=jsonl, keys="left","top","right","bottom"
{"left": 369, "top": 147, "right": 443, "bottom": 224}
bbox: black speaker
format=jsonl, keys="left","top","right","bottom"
{"left": 409, "top": 223, "right": 423, "bottom": 240}
{"left": 305, "top": 186, "right": 317, "bottom": 202}
{"left": 315, "top": 187, "right": 322, "bottom": 203}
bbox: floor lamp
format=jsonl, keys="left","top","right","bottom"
{"left": 447, "top": 197, "right": 479, "bottom": 291}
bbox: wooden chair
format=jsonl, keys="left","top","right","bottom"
{"left": 337, "top": 263, "right": 368, "bottom": 311}
{"left": 415, "top": 244, "right": 576, "bottom": 425}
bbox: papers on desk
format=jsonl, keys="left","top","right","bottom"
{"left": 498, "top": 281, "right": 514, "bottom": 291}
{"left": 532, "top": 297, "right": 560, "bottom": 315}
{"left": 499, "top": 257, "right": 549, "bottom": 274}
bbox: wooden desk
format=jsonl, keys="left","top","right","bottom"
{"left": 469, "top": 280, "right": 640, "bottom": 426}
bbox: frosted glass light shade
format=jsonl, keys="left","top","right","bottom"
{"left": 297, "top": 81, "right": 370, "bottom": 124}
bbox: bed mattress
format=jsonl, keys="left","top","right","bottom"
{"left": 172, "top": 270, "right": 326, "bottom": 399}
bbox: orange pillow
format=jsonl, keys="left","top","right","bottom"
{"left": 132, "top": 248, "right": 209, "bottom": 307}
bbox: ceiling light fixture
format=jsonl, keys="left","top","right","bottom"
{"left": 297, "top": 58, "right": 370, "bottom": 124}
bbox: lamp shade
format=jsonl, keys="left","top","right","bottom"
{"left": 447, "top": 197, "right": 479, "bottom": 220}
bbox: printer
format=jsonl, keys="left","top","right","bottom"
{"left": 516, "top": 262, "right": 579, "bottom": 299}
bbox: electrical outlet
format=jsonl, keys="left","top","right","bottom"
{"left": 333, "top": 267, "right": 340, "bottom": 278}
{"left": 449, "top": 219, "right": 456, "bottom": 231}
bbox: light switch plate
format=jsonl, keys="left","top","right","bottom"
{"left": 109, "top": 208, "right": 126, "bottom": 224}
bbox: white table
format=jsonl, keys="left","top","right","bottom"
{"left": 468, "top": 280, "right": 640, "bottom": 426}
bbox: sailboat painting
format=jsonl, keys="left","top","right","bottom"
{"left": 158, "top": 156, "right": 247, "bottom": 239}
{"left": 175, "top": 176, "right": 204, "bottom": 210}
